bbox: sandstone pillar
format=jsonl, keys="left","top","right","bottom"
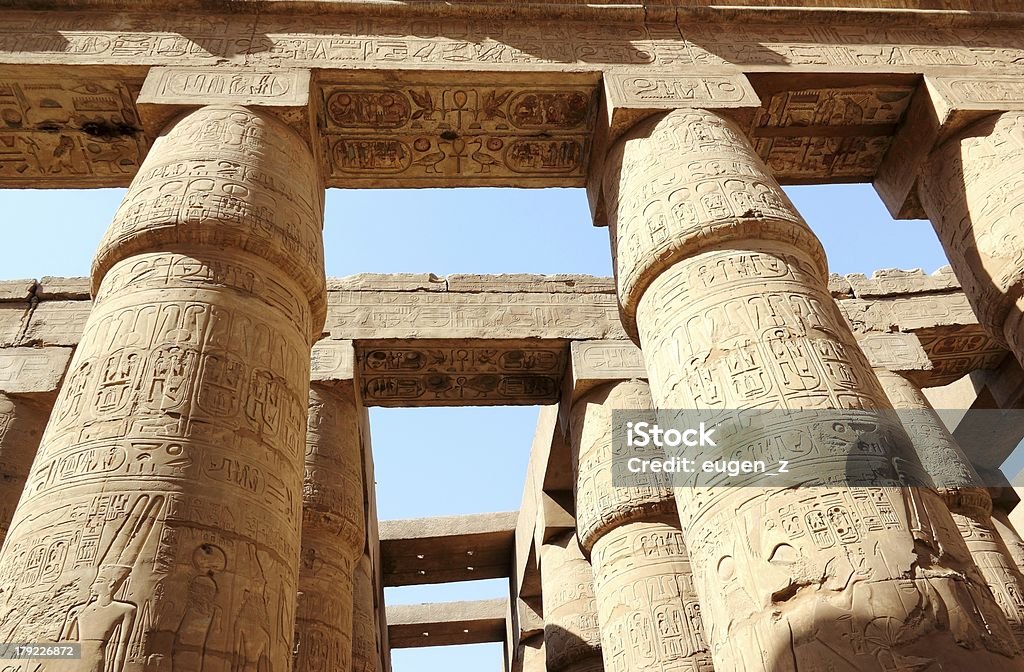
{"left": 0, "top": 104, "right": 326, "bottom": 672}
{"left": 918, "top": 112, "right": 1024, "bottom": 369}
{"left": 540, "top": 532, "right": 603, "bottom": 672}
{"left": 570, "top": 379, "right": 711, "bottom": 672}
{"left": 995, "top": 511, "right": 1024, "bottom": 574}
{"left": 294, "top": 382, "right": 366, "bottom": 672}
{"left": 0, "top": 392, "right": 51, "bottom": 546}
{"left": 603, "top": 107, "right": 1023, "bottom": 669}
{"left": 876, "top": 367, "right": 1024, "bottom": 646}
{"left": 352, "top": 554, "right": 382, "bottom": 672}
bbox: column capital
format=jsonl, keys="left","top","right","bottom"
{"left": 876, "top": 74, "right": 1024, "bottom": 220}
{"left": 586, "top": 70, "right": 761, "bottom": 227}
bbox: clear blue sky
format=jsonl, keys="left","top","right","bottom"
{"left": 0, "top": 184, "right": 951, "bottom": 670}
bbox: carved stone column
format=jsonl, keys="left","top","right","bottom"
{"left": 352, "top": 553, "right": 382, "bottom": 672}
{"left": 876, "top": 367, "right": 1024, "bottom": 647}
{"left": 541, "top": 531, "right": 603, "bottom": 672}
{"left": 994, "top": 511, "right": 1024, "bottom": 574}
{"left": 0, "top": 393, "right": 51, "bottom": 546}
{"left": 294, "top": 382, "right": 366, "bottom": 672}
{"left": 571, "top": 379, "right": 711, "bottom": 672}
{"left": 918, "top": 112, "right": 1024, "bottom": 369}
{"left": 603, "top": 107, "right": 1023, "bottom": 669}
{"left": 0, "top": 104, "right": 326, "bottom": 671}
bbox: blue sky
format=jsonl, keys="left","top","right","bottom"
{"left": 0, "top": 184, "right": 951, "bottom": 670}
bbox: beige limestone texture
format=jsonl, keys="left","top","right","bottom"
{"left": 352, "top": 554, "right": 382, "bottom": 672}
{"left": 603, "top": 106, "right": 1023, "bottom": 670}
{"left": 570, "top": 380, "right": 711, "bottom": 672}
{"left": 919, "top": 112, "right": 1024, "bottom": 372}
{"left": 294, "top": 382, "right": 366, "bottom": 672}
{"left": 541, "top": 531, "right": 603, "bottom": 672}
{"left": 0, "top": 104, "right": 326, "bottom": 672}
{"left": 877, "top": 368, "right": 1024, "bottom": 648}
{"left": 0, "top": 392, "right": 51, "bottom": 548}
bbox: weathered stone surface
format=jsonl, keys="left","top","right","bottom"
{"left": 35, "top": 276, "right": 91, "bottom": 300}
{"left": 0, "top": 305, "right": 28, "bottom": 347}
{"left": 295, "top": 382, "right": 366, "bottom": 672}
{"left": 352, "top": 554, "right": 382, "bottom": 672}
{"left": 0, "top": 105, "right": 326, "bottom": 672}
{"left": 0, "top": 393, "right": 51, "bottom": 548}
{"left": 357, "top": 339, "right": 568, "bottom": 407}
{"left": 920, "top": 112, "right": 1024, "bottom": 373}
{"left": 386, "top": 598, "right": 506, "bottom": 648}
{"left": 858, "top": 331, "right": 932, "bottom": 373}
{"left": 0, "top": 279, "right": 33, "bottom": 302}
{"left": 379, "top": 511, "right": 516, "bottom": 586}
{"left": 311, "top": 339, "right": 355, "bottom": 382}
{"left": 846, "top": 266, "right": 960, "bottom": 299}
{"left": 604, "top": 107, "right": 1022, "bottom": 669}
{"left": 0, "top": 346, "right": 73, "bottom": 394}
{"left": 18, "top": 299, "right": 90, "bottom": 346}
{"left": 541, "top": 531, "right": 603, "bottom": 672}
{"left": 329, "top": 273, "right": 446, "bottom": 293}
{"left": 877, "top": 368, "right": 1024, "bottom": 648}
{"left": 139, "top": 66, "right": 310, "bottom": 107}
{"left": 571, "top": 380, "right": 711, "bottom": 672}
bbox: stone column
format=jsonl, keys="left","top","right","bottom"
{"left": 603, "top": 107, "right": 1023, "bottom": 669}
{"left": 352, "top": 553, "right": 382, "bottom": 672}
{"left": 294, "top": 382, "right": 366, "bottom": 671}
{"left": 876, "top": 367, "right": 1024, "bottom": 646}
{"left": 0, "top": 392, "right": 51, "bottom": 546}
{"left": 570, "top": 379, "right": 711, "bottom": 672}
{"left": 918, "top": 112, "right": 1024, "bottom": 369}
{"left": 541, "top": 532, "right": 603, "bottom": 672}
{"left": 994, "top": 511, "right": 1024, "bottom": 574}
{"left": 0, "top": 104, "right": 326, "bottom": 672}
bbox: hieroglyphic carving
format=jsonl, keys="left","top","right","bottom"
{"left": 357, "top": 341, "right": 566, "bottom": 406}
{"left": 0, "top": 105, "right": 326, "bottom": 672}
{"left": 311, "top": 340, "right": 355, "bottom": 382}
{"left": 919, "top": 111, "right": 1024, "bottom": 370}
{"left": 929, "top": 74, "right": 1024, "bottom": 114}
{"left": 0, "top": 393, "right": 50, "bottom": 547}
{"left": 914, "top": 325, "right": 1008, "bottom": 386}
{"left": 540, "top": 532, "right": 603, "bottom": 672}
{"left": 0, "top": 77, "right": 145, "bottom": 186}
{"left": 352, "top": 554, "right": 382, "bottom": 672}
{"left": 319, "top": 75, "right": 596, "bottom": 186}
{"left": 294, "top": 383, "right": 366, "bottom": 672}
{"left": 751, "top": 86, "right": 914, "bottom": 182}
{"left": 603, "top": 107, "right": 1023, "bottom": 670}
{"left": 0, "top": 346, "right": 72, "bottom": 394}
{"left": 877, "top": 368, "right": 1024, "bottom": 648}
{"left": 139, "top": 67, "right": 310, "bottom": 107}
{"left": 571, "top": 381, "right": 712, "bottom": 672}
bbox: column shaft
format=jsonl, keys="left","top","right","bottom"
{"left": 994, "top": 511, "right": 1024, "bottom": 574}
{"left": 571, "top": 380, "right": 711, "bottom": 672}
{"left": 918, "top": 112, "right": 1024, "bottom": 367}
{"left": 876, "top": 368, "right": 1024, "bottom": 647}
{"left": 0, "top": 393, "right": 51, "bottom": 547}
{"left": 603, "top": 107, "right": 1022, "bottom": 670}
{"left": 541, "top": 531, "right": 604, "bottom": 672}
{"left": 293, "top": 382, "right": 366, "bottom": 671}
{"left": 352, "top": 553, "right": 382, "bottom": 672}
{"left": 0, "top": 105, "right": 326, "bottom": 672}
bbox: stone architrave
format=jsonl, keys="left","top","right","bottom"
{"left": 602, "top": 107, "right": 1024, "bottom": 670}
{"left": 293, "top": 382, "right": 366, "bottom": 672}
{"left": 918, "top": 112, "right": 1024, "bottom": 371}
{"left": 0, "top": 104, "right": 326, "bottom": 672}
{"left": 876, "top": 368, "right": 1024, "bottom": 648}
{"left": 540, "top": 531, "right": 604, "bottom": 672}
{"left": 570, "top": 379, "right": 711, "bottom": 672}
{"left": 0, "top": 393, "right": 51, "bottom": 547}
{"left": 352, "top": 553, "right": 382, "bottom": 672}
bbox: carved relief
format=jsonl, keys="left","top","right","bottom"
{"left": 604, "top": 107, "right": 1023, "bottom": 670}
{"left": 319, "top": 77, "right": 595, "bottom": 186}
{"left": 751, "top": 86, "right": 914, "bottom": 182}
{"left": 357, "top": 341, "right": 566, "bottom": 406}
{"left": 139, "top": 66, "right": 309, "bottom": 107}
{"left": 0, "top": 77, "right": 145, "bottom": 186}
{"left": 0, "top": 105, "right": 325, "bottom": 672}
{"left": 0, "top": 393, "right": 50, "bottom": 547}
{"left": 352, "top": 554, "right": 382, "bottom": 672}
{"left": 541, "top": 532, "right": 603, "bottom": 672}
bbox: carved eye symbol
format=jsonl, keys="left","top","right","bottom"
{"left": 717, "top": 555, "right": 735, "bottom": 581}
{"left": 768, "top": 543, "right": 798, "bottom": 565}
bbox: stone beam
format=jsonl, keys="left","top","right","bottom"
{"left": 386, "top": 599, "right": 507, "bottom": 649}
{"left": 378, "top": 511, "right": 517, "bottom": 587}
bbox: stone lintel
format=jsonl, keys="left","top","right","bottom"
{"left": 588, "top": 70, "right": 760, "bottom": 225}
{"left": 0, "top": 280, "right": 34, "bottom": 302}
{"left": 559, "top": 339, "right": 645, "bottom": 430}
{"left": 0, "top": 346, "right": 73, "bottom": 395}
{"left": 136, "top": 66, "right": 313, "bottom": 138}
{"left": 378, "top": 511, "right": 516, "bottom": 586}
{"left": 35, "top": 276, "right": 90, "bottom": 301}
{"left": 387, "top": 598, "right": 507, "bottom": 648}
{"left": 875, "top": 74, "right": 1024, "bottom": 220}
{"left": 859, "top": 332, "right": 932, "bottom": 375}
{"left": 311, "top": 339, "right": 355, "bottom": 382}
